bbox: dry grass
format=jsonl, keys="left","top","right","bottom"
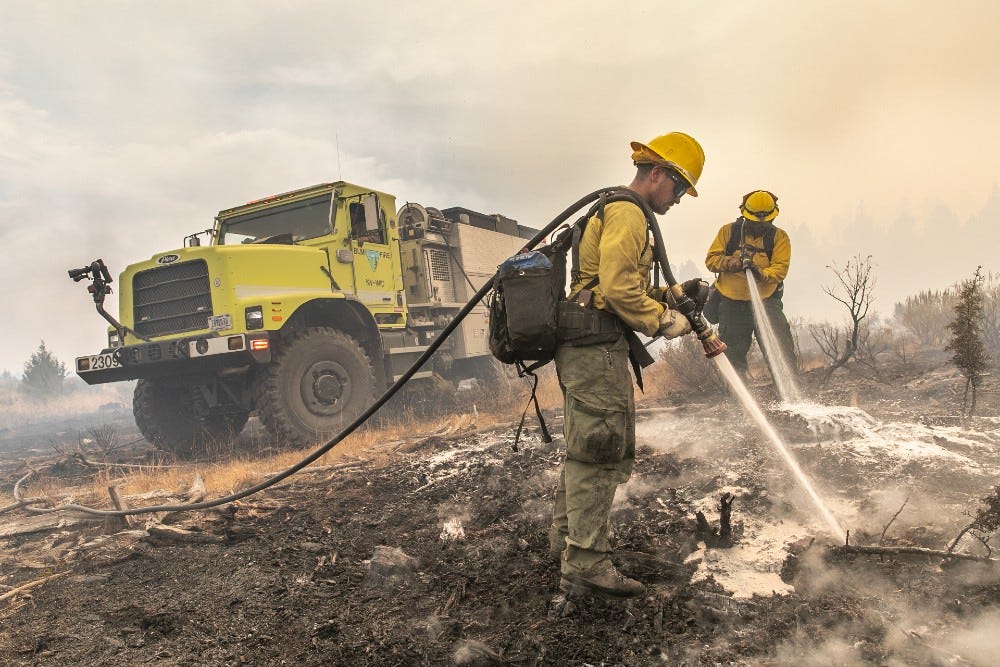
{"left": 87, "top": 366, "right": 532, "bottom": 504}
{"left": 650, "top": 337, "right": 727, "bottom": 397}
{"left": 68, "top": 409, "right": 514, "bottom": 505}
{"left": 15, "top": 358, "right": 674, "bottom": 513}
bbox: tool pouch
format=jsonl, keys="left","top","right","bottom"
{"left": 556, "top": 301, "right": 623, "bottom": 346}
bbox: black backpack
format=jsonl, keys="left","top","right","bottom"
{"left": 486, "top": 188, "right": 654, "bottom": 446}
{"left": 488, "top": 250, "right": 563, "bottom": 367}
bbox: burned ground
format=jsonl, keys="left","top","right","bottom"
{"left": 2, "top": 358, "right": 1000, "bottom": 665}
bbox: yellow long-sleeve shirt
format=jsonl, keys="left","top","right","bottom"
{"left": 568, "top": 199, "right": 666, "bottom": 337}
{"left": 704, "top": 221, "right": 790, "bottom": 301}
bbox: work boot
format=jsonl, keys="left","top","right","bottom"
{"left": 559, "top": 561, "right": 645, "bottom": 599}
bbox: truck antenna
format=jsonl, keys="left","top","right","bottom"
{"left": 336, "top": 134, "right": 343, "bottom": 180}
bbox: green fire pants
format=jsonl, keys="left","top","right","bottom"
{"left": 549, "top": 336, "right": 635, "bottom": 575}
{"left": 717, "top": 293, "right": 796, "bottom": 378}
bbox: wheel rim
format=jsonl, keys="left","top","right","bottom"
{"left": 301, "top": 360, "right": 353, "bottom": 416}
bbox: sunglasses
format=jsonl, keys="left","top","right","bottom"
{"left": 661, "top": 168, "right": 688, "bottom": 200}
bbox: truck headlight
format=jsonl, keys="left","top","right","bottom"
{"left": 245, "top": 306, "right": 264, "bottom": 330}
{"left": 108, "top": 331, "right": 122, "bottom": 348}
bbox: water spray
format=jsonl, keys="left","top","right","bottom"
{"left": 642, "top": 205, "right": 841, "bottom": 539}
{"left": 744, "top": 268, "right": 803, "bottom": 403}
{"left": 713, "top": 352, "right": 845, "bottom": 541}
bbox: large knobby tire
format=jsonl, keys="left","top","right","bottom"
{"left": 257, "top": 327, "right": 377, "bottom": 447}
{"left": 133, "top": 380, "right": 249, "bottom": 458}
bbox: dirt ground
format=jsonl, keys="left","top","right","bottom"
{"left": 2, "top": 353, "right": 1000, "bottom": 666}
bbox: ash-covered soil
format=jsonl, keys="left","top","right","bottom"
{"left": 2, "top": 361, "right": 1000, "bottom": 666}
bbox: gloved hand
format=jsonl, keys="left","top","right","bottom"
{"left": 659, "top": 307, "right": 693, "bottom": 339}
{"left": 723, "top": 256, "right": 742, "bottom": 273}
{"left": 746, "top": 263, "right": 764, "bottom": 281}
{"left": 680, "top": 278, "right": 710, "bottom": 309}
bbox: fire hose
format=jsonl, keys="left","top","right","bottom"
{"left": 21, "top": 188, "right": 722, "bottom": 518}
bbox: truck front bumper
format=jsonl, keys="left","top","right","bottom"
{"left": 75, "top": 333, "right": 272, "bottom": 385}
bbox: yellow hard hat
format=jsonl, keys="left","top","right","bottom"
{"left": 740, "top": 190, "right": 779, "bottom": 222}
{"left": 629, "top": 132, "right": 705, "bottom": 197}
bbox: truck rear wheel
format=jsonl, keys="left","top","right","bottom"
{"left": 257, "top": 327, "right": 377, "bottom": 446}
{"left": 133, "top": 379, "right": 249, "bottom": 458}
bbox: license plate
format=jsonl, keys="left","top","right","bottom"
{"left": 207, "top": 314, "right": 232, "bottom": 331}
{"left": 88, "top": 352, "right": 121, "bottom": 371}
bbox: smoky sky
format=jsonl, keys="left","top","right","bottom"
{"left": 1, "top": 1, "right": 999, "bottom": 373}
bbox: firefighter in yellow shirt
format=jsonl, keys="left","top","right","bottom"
{"left": 705, "top": 190, "right": 795, "bottom": 378}
{"left": 549, "top": 132, "right": 704, "bottom": 599}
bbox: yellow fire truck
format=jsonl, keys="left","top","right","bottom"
{"left": 72, "top": 182, "right": 532, "bottom": 455}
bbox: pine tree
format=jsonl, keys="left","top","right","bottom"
{"left": 19, "top": 341, "right": 67, "bottom": 400}
{"left": 945, "top": 268, "right": 991, "bottom": 417}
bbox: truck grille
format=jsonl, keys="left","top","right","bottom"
{"left": 425, "top": 247, "right": 456, "bottom": 302}
{"left": 132, "top": 260, "right": 213, "bottom": 338}
{"left": 427, "top": 248, "right": 452, "bottom": 282}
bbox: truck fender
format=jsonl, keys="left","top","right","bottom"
{"left": 280, "top": 297, "right": 386, "bottom": 385}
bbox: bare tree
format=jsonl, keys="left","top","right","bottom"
{"left": 853, "top": 318, "right": 892, "bottom": 378}
{"left": 890, "top": 330, "right": 918, "bottom": 371}
{"left": 808, "top": 321, "right": 842, "bottom": 365}
{"left": 812, "top": 255, "right": 876, "bottom": 385}
{"left": 947, "top": 485, "right": 1000, "bottom": 557}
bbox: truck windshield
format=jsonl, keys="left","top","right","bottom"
{"left": 219, "top": 194, "right": 333, "bottom": 245}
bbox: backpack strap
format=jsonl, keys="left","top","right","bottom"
{"left": 570, "top": 193, "right": 609, "bottom": 284}
{"left": 566, "top": 276, "right": 598, "bottom": 304}
{"left": 511, "top": 360, "right": 552, "bottom": 451}
{"left": 724, "top": 217, "right": 777, "bottom": 259}
{"left": 762, "top": 225, "right": 776, "bottom": 257}
{"left": 570, "top": 221, "right": 585, "bottom": 285}
{"left": 568, "top": 189, "right": 653, "bottom": 298}
{"left": 724, "top": 219, "right": 745, "bottom": 256}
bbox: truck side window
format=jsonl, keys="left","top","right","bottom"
{"left": 350, "top": 202, "right": 368, "bottom": 239}
{"left": 349, "top": 196, "right": 385, "bottom": 244}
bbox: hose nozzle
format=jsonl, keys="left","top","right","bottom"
{"left": 668, "top": 283, "right": 727, "bottom": 357}
{"left": 699, "top": 330, "right": 727, "bottom": 358}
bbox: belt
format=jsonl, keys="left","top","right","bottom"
{"left": 556, "top": 301, "right": 655, "bottom": 390}
{"left": 556, "top": 301, "right": 624, "bottom": 343}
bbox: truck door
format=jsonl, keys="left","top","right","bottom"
{"left": 349, "top": 194, "right": 396, "bottom": 311}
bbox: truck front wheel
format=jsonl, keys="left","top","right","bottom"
{"left": 133, "top": 380, "right": 249, "bottom": 458}
{"left": 257, "top": 327, "right": 377, "bottom": 446}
